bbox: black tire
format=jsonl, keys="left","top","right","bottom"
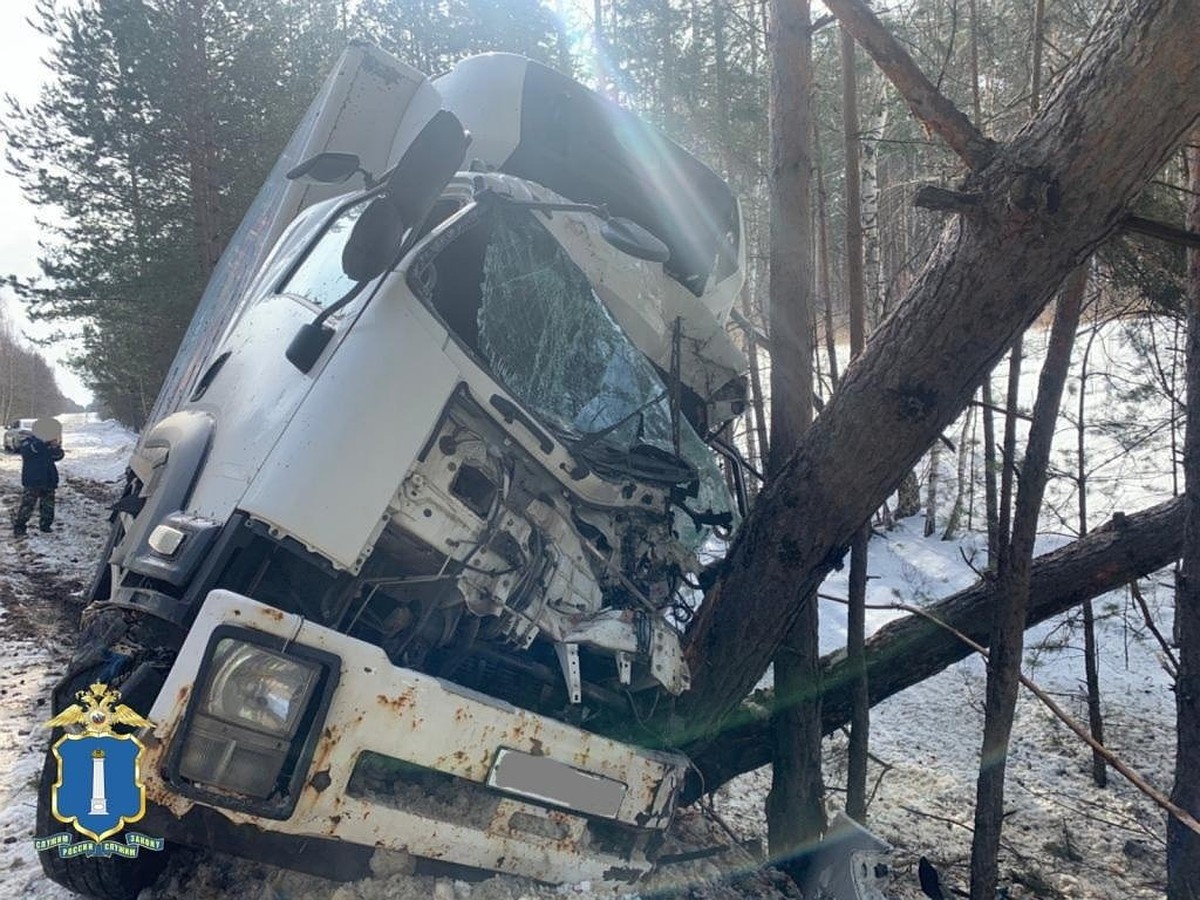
{"left": 37, "top": 608, "right": 179, "bottom": 900}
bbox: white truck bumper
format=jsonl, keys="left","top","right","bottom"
{"left": 140, "top": 590, "right": 688, "bottom": 884}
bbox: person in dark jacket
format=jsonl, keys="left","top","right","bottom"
{"left": 13, "top": 434, "right": 64, "bottom": 536}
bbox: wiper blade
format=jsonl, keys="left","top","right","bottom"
{"left": 575, "top": 441, "right": 697, "bottom": 487}
{"left": 572, "top": 390, "right": 668, "bottom": 452}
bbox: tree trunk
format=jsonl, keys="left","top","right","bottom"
{"left": 764, "top": 0, "right": 825, "bottom": 874}
{"left": 1168, "top": 138, "right": 1200, "bottom": 900}
{"left": 982, "top": 380, "right": 1000, "bottom": 564}
{"left": 992, "top": 0, "right": 1044, "bottom": 582}
{"left": 942, "top": 404, "right": 975, "bottom": 540}
{"left": 895, "top": 469, "right": 921, "bottom": 519}
{"left": 841, "top": 21, "right": 872, "bottom": 826}
{"left": 968, "top": 0, "right": 999, "bottom": 565}
{"left": 845, "top": 524, "right": 870, "bottom": 822}
{"left": 1081, "top": 598, "right": 1107, "bottom": 786}
{"left": 1074, "top": 286, "right": 1108, "bottom": 788}
{"left": 970, "top": 263, "right": 1083, "bottom": 899}
{"left": 996, "top": 338, "right": 1022, "bottom": 567}
{"left": 815, "top": 130, "right": 840, "bottom": 391}
{"left": 744, "top": 297, "right": 770, "bottom": 479}
{"left": 672, "top": 0, "right": 1200, "bottom": 747}
{"left": 924, "top": 438, "right": 941, "bottom": 537}
{"left": 862, "top": 79, "right": 889, "bottom": 326}
{"left": 682, "top": 497, "right": 1185, "bottom": 801}
{"left": 177, "top": 0, "right": 223, "bottom": 274}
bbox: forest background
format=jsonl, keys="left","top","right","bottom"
{"left": 9, "top": 0, "right": 1183, "bottom": 429}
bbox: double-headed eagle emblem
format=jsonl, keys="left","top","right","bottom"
{"left": 46, "top": 682, "right": 152, "bottom": 735}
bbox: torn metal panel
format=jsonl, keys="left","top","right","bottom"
{"left": 803, "top": 812, "right": 893, "bottom": 900}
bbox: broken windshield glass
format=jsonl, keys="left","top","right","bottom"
{"left": 475, "top": 207, "right": 733, "bottom": 535}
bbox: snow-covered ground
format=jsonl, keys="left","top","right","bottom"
{"left": 0, "top": 414, "right": 136, "bottom": 899}
{"left": 0, "top": 315, "right": 1183, "bottom": 900}
{"left": 716, "top": 520, "right": 1176, "bottom": 899}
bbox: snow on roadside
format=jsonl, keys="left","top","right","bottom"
{"left": 0, "top": 414, "right": 128, "bottom": 899}
{"left": 718, "top": 523, "right": 1174, "bottom": 898}
{"left": 57, "top": 414, "right": 138, "bottom": 485}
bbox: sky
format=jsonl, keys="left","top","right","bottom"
{"left": 0, "top": 2, "right": 90, "bottom": 406}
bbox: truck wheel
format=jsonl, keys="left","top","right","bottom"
{"left": 37, "top": 609, "right": 177, "bottom": 900}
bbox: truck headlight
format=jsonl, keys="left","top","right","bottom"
{"left": 177, "top": 638, "right": 322, "bottom": 800}
{"left": 204, "top": 640, "right": 319, "bottom": 736}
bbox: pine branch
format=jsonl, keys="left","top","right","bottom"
{"left": 822, "top": 0, "right": 997, "bottom": 170}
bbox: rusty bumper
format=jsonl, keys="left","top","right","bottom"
{"left": 140, "top": 590, "right": 688, "bottom": 884}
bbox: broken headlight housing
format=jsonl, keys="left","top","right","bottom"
{"left": 170, "top": 628, "right": 338, "bottom": 816}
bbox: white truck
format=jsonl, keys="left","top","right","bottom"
{"left": 39, "top": 45, "right": 749, "bottom": 898}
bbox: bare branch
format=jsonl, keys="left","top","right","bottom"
{"left": 1122, "top": 214, "right": 1200, "bottom": 249}
{"left": 1130, "top": 579, "right": 1180, "bottom": 678}
{"left": 914, "top": 184, "right": 985, "bottom": 214}
{"left": 823, "top": 0, "right": 997, "bottom": 170}
{"left": 899, "top": 602, "right": 1200, "bottom": 838}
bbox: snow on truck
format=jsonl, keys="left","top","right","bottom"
{"left": 39, "top": 45, "right": 751, "bottom": 897}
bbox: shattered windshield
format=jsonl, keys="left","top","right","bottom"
{"left": 475, "top": 207, "right": 733, "bottom": 534}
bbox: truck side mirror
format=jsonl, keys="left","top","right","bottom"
{"left": 341, "top": 198, "right": 407, "bottom": 282}
{"left": 383, "top": 110, "right": 471, "bottom": 229}
{"left": 286, "top": 152, "right": 369, "bottom": 185}
{"left": 337, "top": 111, "right": 469, "bottom": 283}
{"left": 601, "top": 218, "right": 670, "bottom": 262}
{"left": 288, "top": 111, "right": 471, "bottom": 374}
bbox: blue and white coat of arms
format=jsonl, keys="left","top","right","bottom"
{"left": 36, "top": 682, "right": 164, "bottom": 858}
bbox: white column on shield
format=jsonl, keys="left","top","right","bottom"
{"left": 90, "top": 748, "right": 108, "bottom": 815}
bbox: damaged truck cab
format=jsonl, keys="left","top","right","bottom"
{"left": 40, "top": 48, "right": 748, "bottom": 897}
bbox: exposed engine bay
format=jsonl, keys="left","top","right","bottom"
{"left": 354, "top": 397, "right": 698, "bottom": 711}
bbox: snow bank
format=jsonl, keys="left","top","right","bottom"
{"left": 57, "top": 413, "right": 137, "bottom": 484}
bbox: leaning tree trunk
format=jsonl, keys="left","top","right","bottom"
{"left": 682, "top": 497, "right": 1186, "bottom": 799}
{"left": 671, "top": 0, "right": 1200, "bottom": 747}
{"left": 1169, "top": 138, "right": 1200, "bottom": 900}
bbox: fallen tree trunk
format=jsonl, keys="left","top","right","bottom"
{"left": 682, "top": 498, "right": 1183, "bottom": 802}
{"left": 673, "top": 0, "right": 1200, "bottom": 743}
